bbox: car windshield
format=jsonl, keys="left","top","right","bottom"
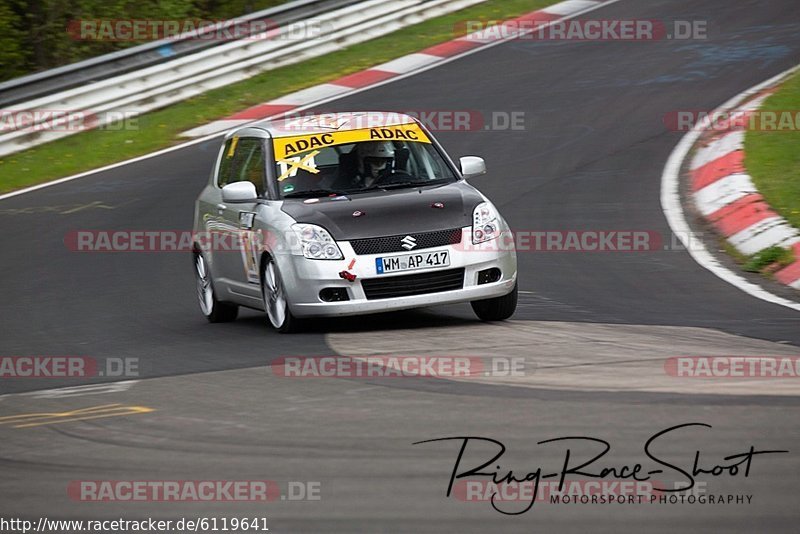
{"left": 272, "top": 125, "right": 458, "bottom": 198}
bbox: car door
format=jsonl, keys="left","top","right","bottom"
{"left": 215, "top": 136, "right": 267, "bottom": 298}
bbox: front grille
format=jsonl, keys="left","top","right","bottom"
{"left": 361, "top": 268, "right": 465, "bottom": 300}
{"left": 350, "top": 228, "right": 462, "bottom": 255}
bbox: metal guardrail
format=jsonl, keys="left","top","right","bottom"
{"left": 0, "top": 0, "right": 360, "bottom": 107}
{"left": 0, "top": 0, "right": 484, "bottom": 157}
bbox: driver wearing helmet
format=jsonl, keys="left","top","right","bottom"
{"left": 356, "top": 141, "right": 395, "bottom": 188}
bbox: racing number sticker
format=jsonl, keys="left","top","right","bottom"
{"left": 277, "top": 150, "right": 319, "bottom": 182}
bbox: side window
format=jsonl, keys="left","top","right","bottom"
{"left": 217, "top": 139, "right": 236, "bottom": 188}
{"left": 217, "top": 137, "right": 266, "bottom": 195}
{"left": 239, "top": 139, "right": 266, "bottom": 195}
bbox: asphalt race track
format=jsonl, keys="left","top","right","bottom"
{"left": 1, "top": 0, "right": 799, "bottom": 532}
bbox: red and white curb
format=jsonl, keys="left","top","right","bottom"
{"left": 690, "top": 84, "right": 800, "bottom": 290}
{"left": 181, "top": 0, "right": 604, "bottom": 138}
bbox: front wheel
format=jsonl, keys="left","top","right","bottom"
{"left": 195, "top": 252, "right": 238, "bottom": 323}
{"left": 471, "top": 282, "right": 518, "bottom": 322}
{"left": 261, "top": 256, "right": 300, "bottom": 333}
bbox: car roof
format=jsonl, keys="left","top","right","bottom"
{"left": 248, "top": 111, "right": 419, "bottom": 138}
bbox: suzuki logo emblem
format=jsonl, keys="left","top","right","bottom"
{"left": 401, "top": 235, "right": 417, "bottom": 250}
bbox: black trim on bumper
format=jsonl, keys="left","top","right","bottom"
{"left": 361, "top": 268, "right": 465, "bottom": 300}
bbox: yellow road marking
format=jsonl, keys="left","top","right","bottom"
{"left": 0, "top": 403, "right": 154, "bottom": 428}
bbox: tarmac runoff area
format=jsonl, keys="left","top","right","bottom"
{"left": 326, "top": 320, "right": 800, "bottom": 396}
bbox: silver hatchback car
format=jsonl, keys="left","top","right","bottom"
{"left": 193, "top": 112, "right": 517, "bottom": 332}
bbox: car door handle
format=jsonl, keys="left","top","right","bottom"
{"left": 216, "top": 203, "right": 227, "bottom": 214}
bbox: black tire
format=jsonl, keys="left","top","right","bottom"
{"left": 471, "top": 282, "right": 518, "bottom": 322}
{"left": 261, "top": 255, "right": 301, "bottom": 333}
{"left": 194, "top": 252, "right": 238, "bottom": 323}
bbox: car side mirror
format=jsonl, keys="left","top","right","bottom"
{"left": 222, "top": 181, "right": 258, "bottom": 203}
{"left": 460, "top": 156, "right": 486, "bottom": 179}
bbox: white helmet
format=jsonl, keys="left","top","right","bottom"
{"left": 358, "top": 141, "right": 395, "bottom": 178}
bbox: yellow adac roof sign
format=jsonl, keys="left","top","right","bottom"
{"left": 272, "top": 124, "right": 431, "bottom": 160}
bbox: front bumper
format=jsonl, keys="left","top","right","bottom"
{"left": 278, "top": 228, "right": 517, "bottom": 318}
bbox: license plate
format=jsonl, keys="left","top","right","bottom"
{"left": 375, "top": 250, "right": 450, "bottom": 274}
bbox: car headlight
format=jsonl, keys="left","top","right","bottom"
{"left": 292, "top": 224, "right": 343, "bottom": 260}
{"left": 472, "top": 202, "right": 500, "bottom": 244}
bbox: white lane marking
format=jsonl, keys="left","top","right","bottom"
{"left": 0, "top": 0, "right": 623, "bottom": 204}
{"left": 660, "top": 64, "right": 800, "bottom": 312}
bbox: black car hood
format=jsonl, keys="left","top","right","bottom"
{"left": 281, "top": 181, "right": 484, "bottom": 240}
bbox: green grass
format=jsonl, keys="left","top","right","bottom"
{"left": 742, "top": 245, "right": 795, "bottom": 273}
{"left": 0, "top": 0, "right": 556, "bottom": 193}
{"left": 745, "top": 70, "right": 800, "bottom": 229}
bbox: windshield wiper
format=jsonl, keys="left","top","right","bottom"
{"left": 285, "top": 180, "right": 450, "bottom": 197}
{"left": 282, "top": 189, "right": 346, "bottom": 198}
{"left": 374, "top": 179, "right": 450, "bottom": 190}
